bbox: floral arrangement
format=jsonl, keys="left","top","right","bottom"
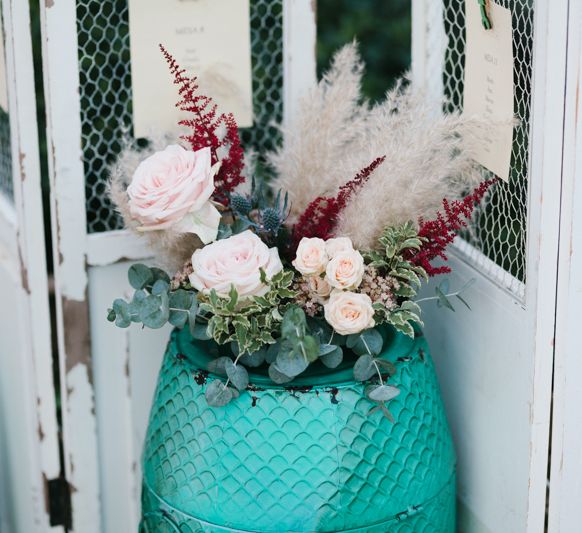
{"left": 107, "top": 43, "right": 494, "bottom": 415}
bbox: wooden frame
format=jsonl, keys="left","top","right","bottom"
{"left": 412, "top": 0, "right": 568, "bottom": 530}
{"left": 0, "top": 0, "right": 61, "bottom": 530}
{"left": 547, "top": 3, "right": 582, "bottom": 530}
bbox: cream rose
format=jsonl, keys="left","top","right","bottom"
{"left": 325, "top": 249, "right": 365, "bottom": 290}
{"left": 127, "top": 145, "right": 221, "bottom": 243}
{"left": 324, "top": 291, "right": 375, "bottom": 335}
{"left": 189, "top": 230, "right": 283, "bottom": 298}
{"left": 306, "top": 275, "right": 332, "bottom": 303}
{"left": 292, "top": 237, "right": 328, "bottom": 275}
{"left": 325, "top": 237, "right": 354, "bottom": 257}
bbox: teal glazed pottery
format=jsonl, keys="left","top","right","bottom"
{"left": 139, "top": 327, "right": 456, "bottom": 532}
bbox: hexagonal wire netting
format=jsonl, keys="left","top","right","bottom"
{"left": 78, "top": 0, "right": 283, "bottom": 233}
{"left": 443, "top": 0, "right": 534, "bottom": 298}
{"left": 0, "top": 109, "right": 12, "bottom": 201}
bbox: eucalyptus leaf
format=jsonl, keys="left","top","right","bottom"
{"left": 207, "top": 356, "right": 231, "bottom": 376}
{"left": 319, "top": 343, "right": 338, "bottom": 356}
{"left": 128, "top": 264, "right": 153, "bottom": 290}
{"left": 300, "top": 335, "right": 320, "bottom": 363}
{"left": 225, "top": 361, "right": 249, "bottom": 391}
{"left": 353, "top": 355, "right": 377, "bottom": 381}
{"left": 266, "top": 341, "right": 280, "bottom": 364}
{"left": 205, "top": 380, "right": 233, "bottom": 407}
{"left": 435, "top": 285, "right": 455, "bottom": 312}
{"left": 268, "top": 364, "right": 293, "bottom": 384}
{"left": 239, "top": 348, "right": 267, "bottom": 368}
{"left": 190, "top": 321, "right": 211, "bottom": 340}
{"left": 366, "top": 384, "right": 400, "bottom": 402}
{"left": 112, "top": 299, "right": 131, "bottom": 328}
{"left": 276, "top": 347, "right": 309, "bottom": 377}
{"left": 151, "top": 279, "right": 170, "bottom": 296}
{"left": 281, "top": 306, "right": 307, "bottom": 339}
{"left": 347, "top": 329, "right": 384, "bottom": 356}
{"left": 320, "top": 346, "right": 343, "bottom": 369}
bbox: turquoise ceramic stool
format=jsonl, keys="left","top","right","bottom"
{"left": 139, "top": 327, "right": 456, "bottom": 532}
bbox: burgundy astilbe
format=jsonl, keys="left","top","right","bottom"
{"left": 410, "top": 179, "right": 497, "bottom": 276}
{"left": 291, "top": 156, "right": 386, "bottom": 251}
{"left": 160, "top": 45, "right": 245, "bottom": 204}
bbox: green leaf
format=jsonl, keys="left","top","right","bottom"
{"left": 321, "top": 346, "right": 343, "bottom": 369}
{"left": 268, "top": 364, "right": 293, "bottom": 384}
{"left": 225, "top": 361, "right": 249, "bottom": 390}
{"left": 276, "top": 346, "right": 309, "bottom": 377}
{"left": 190, "top": 320, "right": 211, "bottom": 340}
{"left": 266, "top": 341, "right": 280, "bottom": 364}
{"left": 205, "top": 380, "right": 233, "bottom": 407}
{"left": 151, "top": 279, "right": 170, "bottom": 295}
{"left": 435, "top": 284, "right": 455, "bottom": 312}
{"left": 366, "top": 384, "right": 400, "bottom": 402}
{"left": 347, "top": 329, "right": 384, "bottom": 356}
{"left": 353, "top": 355, "right": 377, "bottom": 381}
{"left": 281, "top": 306, "right": 306, "bottom": 339}
{"left": 239, "top": 348, "right": 267, "bottom": 368}
{"left": 128, "top": 264, "right": 153, "bottom": 290}
{"left": 227, "top": 285, "right": 239, "bottom": 312}
{"left": 456, "top": 294, "right": 472, "bottom": 310}
{"left": 150, "top": 268, "right": 171, "bottom": 285}
{"left": 106, "top": 308, "right": 116, "bottom": 322}
{"left": 112, "top": 299, "right": 131, "bottom": 328}
{"left": 207, "top": 356, "right": 231, "bottom": 376}
{"left": 391, "top": 320, "right": 415, "bottom": 338}
{"left": 217, "top": 222, "right": 233, "bottom": 240}
{"left": 319, "top": 343, "right": 337, "bottom": 356}
{"left": 300, "top": 335, "right": 320, "bottom": 363}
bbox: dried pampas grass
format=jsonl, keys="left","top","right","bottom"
{"left": 108, "top": 134, "right": 203, "bottom": 271}
{"left": 270, "top": 42, "right": 488, "bottom": 250}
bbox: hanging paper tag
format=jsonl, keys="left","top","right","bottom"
{"left": 0, "top": 21, "right": 9, "bottom": 112}
{"left": 464, "top": 0, "right": 514, "bottom": 182}
{"left": 128, "top": 0, "right": 253, "bottom": 138}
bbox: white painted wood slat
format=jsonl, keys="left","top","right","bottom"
{"left": 0, "top": 0, "right": 62, "bottom": 531}
{"left": 547, "top": 2, "right": 582, "bottom": 531}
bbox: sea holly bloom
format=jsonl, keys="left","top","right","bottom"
{"left": 324, "top": 291, "right": 375, "bottom": 336}
{"left": 325, "top": 249, "right": 365, "bottom": 290}
{"left": 189, "top": 230, "right": 283, "bottom": 299}
{"left": 127, "top": 145, "right": 221, "bottom": 243}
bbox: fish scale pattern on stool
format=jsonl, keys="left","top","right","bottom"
{"left": 141, "top": 329, "right": 456, "bottom": 532}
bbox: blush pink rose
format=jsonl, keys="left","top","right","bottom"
{"left": 127, "top": 145, "right": 221, "bottom": 243}
{"left": 189, "top": 230, "right": 284, "bottom": 298}
{"left": 324, "top": 291, "right": 375, "bottom": 335}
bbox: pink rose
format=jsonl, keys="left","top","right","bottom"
{"left": 325, "top": 237, "right": 354, "bottom": 257}
{"left": 127, "top": 145, "right": 221, "bottom": 243}
{"left": 325, "top": 249, "right": 365, "bottom": 290}
{"left": 292, "top": 237, "right": 328, "bottom": 275}
{"left": 306, "top": 275, "right": 332, "bottom": 303}
{"left": 324, "top": 291, "right": 375, "bottom": 335}
{"left": 189, "top": 230, "right": 284, "bottom": 298}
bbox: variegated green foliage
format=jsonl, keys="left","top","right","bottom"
{"left": 364, "top": 222, "right": 428, "bottom": 337}
{"left": 199, "top": 269, "right": 297, "bottom": 356}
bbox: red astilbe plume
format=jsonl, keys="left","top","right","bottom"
{"left": 291, "top": 156, "right": 386, "bottom": 251}
{"left": 160, "top": 45, "right": 245, "bottom": 205}
{"left": 409, "top": 179, "right": 497, "bottom": 276}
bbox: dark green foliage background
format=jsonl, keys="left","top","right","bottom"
{"left": 317, "top": 0, "right": 411, "bottom": 102}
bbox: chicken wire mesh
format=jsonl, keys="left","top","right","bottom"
{"left": 78, "top": 0, "right": 283, "bottom": 233}
{"left": 0, "top": 108, "right": 12, "bottom": 200}
{"left": 443, "top": 0, "right": 534, "bottom": 298}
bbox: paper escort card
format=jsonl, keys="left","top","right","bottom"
{"left": 0, "top": 20, "right": 9, "bottom": 113}
{"left": 464, "top": 0, "right": 514, "bottom": 182}
{"left": 128, "top": 0, "right": 253, "bottom": 138}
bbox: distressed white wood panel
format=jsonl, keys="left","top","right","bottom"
{"left": 414, "top": 0, "right": 568, "bottom": 531}
{"left": 420, "top": 252, "right": 530, "bottom": 533}
{"left": 0, "top": 0, "right": 61, "bottom": 530}
{"left": 547, "top": 2, "right": 582, "bottom": 531}
{"left": 89, "top": 261, "right": 170, "bottom": 532}
{"left": 38, "top": 0, "right": 100, "bottom": 531}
